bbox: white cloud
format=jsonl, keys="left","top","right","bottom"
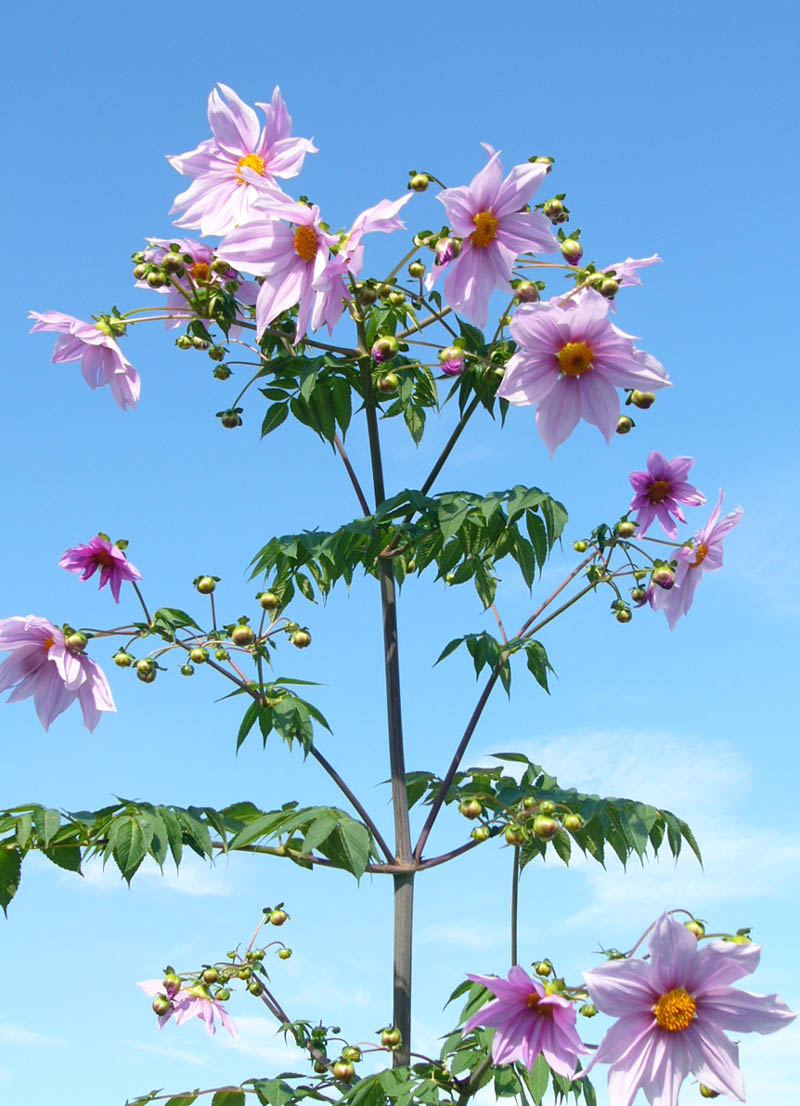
{"left": 127, "top": 1040, "right": 212, "bottom": 1068}
{"left": 0, "top": 1023, "right": 67, "bottom": 1047}
{"left": 50, "top": 854, "right": 235, "bottom": 898}
{"left": 218, "top": 1016, "right": 306, "bottom": 1064}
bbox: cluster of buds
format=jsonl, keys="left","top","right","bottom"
{"left": 459, "top": 795, "right": 582, "bottom": 846}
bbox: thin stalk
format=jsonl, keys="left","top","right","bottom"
{"left": 131, "top": 582, "right": 151, "bottom": 625}
{"left": 356, "top": 322, "right": 414, "bottom": 1065}
{"left": 420, "top": 393, "right": 482, "bottom": 495}
{"left": 308, "top": 745, "right": 394, "bottom": 863}
{"left": 334, "top": 433, "right": 372, "bottom": 516}
{"left": 510, "top": 845, "right": 520, "bottom": 967}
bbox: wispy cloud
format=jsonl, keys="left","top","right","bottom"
{"left": 127, "top": 1040, "right": 212, "bottom": 1068}
{"left": 218, "top": 1016, "right": 306, "bottom": 1064}
{"left": 0, "top": 1023, "right": 67, "bottom": 1047}
{"left": 49, "top": 854, "right": 235, "bottom": 898}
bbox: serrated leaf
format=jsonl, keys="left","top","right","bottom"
{"left": 165, "top": 1095, "right": 199, "bottom": 1106}
{"left": 261, "top": 402, "right": 289, "bottom": 438}
{"left": 237, "top": 703, "right": 259, "bottom": 751}
{"left": 526, "top": 1054, "right": 550, "bottom": 1105}
{"left": 109, "top": 815, "right": 148, "bottom": 883}
{"left": 211, "top": 1091, "right": 245, "bottom": 1106}
{"left": 302, "top": 811, "right": 337, "bottom": 853}
{"left": 42, "top": 845, "right": 82, "bottom": 873}
{"left": 552, "top": 829, "right": 572, "bottom": 865}
{"left": 156, "top": 806, "right": 183, "bottom": 867}
{"left": 318, "top": 817, "right": 371, "bottom": 879}
{"left": 0, "top": 847, "right": 22, "bottom": 914}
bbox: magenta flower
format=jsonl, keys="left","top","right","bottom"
{"left": 497, "top": 290, "right": 669, "bottom": 455}
{"left": 168, "top": 84, "right": 316, "bottom": 237}
{"left": 431, "top": 148, "right": 557, "bottom": 328}
{"left": 29, "top": 311, "right": 140, "bottom": 411}
{"left": 311, "top": 194, "right": 413, "bottom": 333}
{"left": 59, "top": 536, "right": 142, "bottom": 603}
{"left": 583, "top": 913, "right": 795, "bottom": 1105}
{"left": 137, "top": 980, "right": 237, "bottom": 1037}
{"left": 464, "top": 967, "right": 589, "bottom": 1079}
{"left": 137, "top": 237, "right": 258, "bottom": 330}
{"left": 650, "top": 491, "right": 743, "bottom": 629}
{"left": 217, "top": 188, "right": 337, "bottom": 342}
{"left": 0, "top": 616, "right": 115, "bottom": 732}
{"left": 629, "top": 452, "right": 706, "bottom": 538}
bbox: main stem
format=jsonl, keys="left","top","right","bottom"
{"left": 356, "top": 329, "right": 415, "bottom": 1065}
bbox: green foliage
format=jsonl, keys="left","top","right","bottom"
{"left": 235, "top": 684, "right": 331, "bottom": 755}
{"left": 250, "top": 484, "right": 567, "bottom": 612}
{"left": 258, "top": 354, "right": 358, "bottom": 446}
{"left": 435, "top": 632, "right": 554, "bottom": 696}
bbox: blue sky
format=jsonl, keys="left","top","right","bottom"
{"left": 1, "top": 1, "right": 798, "bottom": 1103}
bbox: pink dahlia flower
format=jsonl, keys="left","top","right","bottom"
{"left": 649, "top": 491, "right": 743, "bottom": 629}
{"left": 583, "top": 913, "right": 795, "bottom": 1105}
{"left": 137, "top": 237, "right": 258, "bottom": 330}
{"left": 168, "top": 84, "right": 317, "bottom": 237}
{"left": 629, "top": 452, "right": 706, "bottom": 539}
{"left": 464, "top": 967, "right": 589, "bottom": 1079}
{"left": 29, "top": 311, "right": 140, "bottom": 411}
{"left": 217, "top": 186, "right": 338, "bottom": 342}
{"left": 311, "top": 193, "right": 413, "bottom": 333}
{"left": 59, "top": 536, "right": 142, "bottom": 604}
{"left": 604, "top": 254, "right": 661, "bottom": 288}
{"left": 0, "top": 616, "right": 115, "bottom": 732}
{"left": 431, "top": 148, "right": 557, "bottom": 328}
{"left": 497, "top": 290, "right": 669, "bottom": 455}
{"left": 137, "top": 979, "right": 237, "bottom": 1037}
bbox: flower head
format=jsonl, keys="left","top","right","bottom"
{"left": 137, "top": 979, "right": 237, "bottom": 1037}
{"left": 28, "top": 311, "right": 140, "bottom": 411}
{"left": 649, "top": 491, "right": 743, "bottom": 629}
{"left": 431, "top": 147, "right": 557, "bottom": 328}
{"left": 464, "top": 967, "right": 589, "bottom": 1079}
{"left": 168, "top": 84, "right": 317, "bottom": 237}
{"left": 497, "top": 290, "right": 669, "bottom": 454}
{"left": 629, "top": 452, "right": 706, "bottom": 538}
{"left": 0, "top": 616, "right": 115, "bottom": 732}
{"left": 584, "top": 913, "right": 795, "bottom": 1106}
{"left": 137, "top": 237, "right": 258, "bottom": 330}
{"left": 59, "top": 536, "right": 142, "bottom": 603}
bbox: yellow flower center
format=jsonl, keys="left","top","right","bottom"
{"left": 235, "top": 153, "right": 266, "bottom": 183}
{"left": 525, "top": 992, "right": 554, "bottom": 1018}
{"left": 690, "top": 542, "right": 709, "bottom": 568}
{"left": 557, "top": 341, "right": 594, "bottom": 378}
{"left": 190, "top": 261, "right": 212, "bottom": 282}
{"left": 471, "top": 211, "right": 499, "bottom": 248}
{"left": 653, "top": 987, "right": 696, "bottom": 1032}
{"left": 294, "top": 224, "right": 319, "bottom": 263}
{"left": 648, "top": 479, "right": 671, "bottom": 503}
{"left": 42, "top": 635, "right": 55, "bottom": 654}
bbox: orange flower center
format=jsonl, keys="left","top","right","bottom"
{"left": 42, "top": 635, "right": 55, "bottom": 654}
{"left": 648, "top": 479, "right": 672, "bottom": 503}
{"left": 294, "top": 224, "right": 318, "bottom": 263}
{"left": 690, "top": 542, "right": 709, "bottom": 568}
{"left": 190, "top": 261, "right": 212, "bottom": 282}
{"left": 653, "top": 987, "right": 696, "bottom": 1032}
{"left": 557, "top": 341, "right": 594, "bottom": 378}
{"left": 471, "top": 211, "right": 499, "bottom": 248}
{"left": 235, "top": 153, "right": 266, "bottom": 183}
{"left": 526, "top": 992, "right": 554, "bottom": 1017}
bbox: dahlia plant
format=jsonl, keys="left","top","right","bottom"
{"left": 1, "top": 81, "right": 793, "bottom": 1106}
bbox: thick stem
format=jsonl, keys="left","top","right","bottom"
{"left": 357, "top": 335, "right": 415, "bottom": 1064}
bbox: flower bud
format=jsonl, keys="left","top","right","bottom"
{"left": 505, "top": 824, "right": 525, "bottom": 846}
{"left": 616, "top": 521, "right": 636, "bottom": 538}
{"left": 534, "top": 961, "right": 552, "bottom": 977}
{"left": 615, "top": 608, "right": 633, "bottom": 623}
{"left": 515, "top": 281, "right": 540, "bottom": 303}
{"left": 342, "top": 1047, "right": 362, "bottom": 1063}
{"left": 333, "top": 1061, "right": 355, "bottom": 1082}
{"left": 388, "top": 291, "right": 406, "bottom": 307}
{"left": 213, "top": 365, "right": 232, "bottom": 380}
{"left": 652, "top": 566, "right": 676, "bottom": 590}
{"left": 152, "top": 995, "right": 172, "bottom": 1016}
{"left": 599, "top": 277, "right": 619, "bottom": 299}
{"left": 113, "top": 651, "right": 134, "bottom": 668}
{"left": 231, "top": 623, "right": 255, "bottom": 646}
{"left": 133, "top": 263, "right": 148, "bottom": 280}
{"left": 356, "top": 283, "right": 378, "bottom": 306}
{"left": 580, "top": 1004, "right": 598, "bottom": 1018}
{"left": 189, "top": 647, "right": 209, "bottom": 664}
{"left": 438, "top": 346, "right": 465, "bottom": 376}
{"left": 215, "top": 648, "right": 229, "bottom": 661}
{"left": 137, "top": 668, "right": 157, "bottom": 684}
{"left": 459, "top": 798, "right": 483, "bottom": 820}
{"left": 538, "top": 800, "right": 556, "bottom": 816}
{"left": 211, "top": 257, "right": 230, "bottom": 275}
{"left": 220, "top": 409, "right": 242, "bottom": 429}
{"left": 202, "top": 967, "right": 219, "bottom": 984}
{"left": 195, "top": 576, "right": 216, "bottom": 594}
{"left": 208, "top": 345, "right": 226, "bottom": 362}
{"left": 560, "top": 238, "right": 583, "bottom": 265}
{"left": 146, "top": 271, "right": 166, "bottom": 289}
{"left": 408, "top": 260, "right": 425, "bottom": 279}
{"left": 176, "top": 335, "right": 193, "bottom": 350}
{"left": 616, "top": 415, "right": 634, "bottom": 434}
{"left": 278, "top": 947, "right": 292, "bottom": 960}
{"left": 270, "top": 908, "right": 289, "bottom": 926}
{"left": 684, "top": 920, "right": 706, "bottom": 939}
{"left": 161, "top": 252, "right": 184, "bottom": 274}
{"left": 237, "top": 966, "right": 252, "bottom": 980}
{"left": 471, "top": 825, "right": 490, "bottom": 842}
{"left": 563, "top": 813, "right": 583, "bottom": 832}
{"left": 371, "top": 335, "right": 399, "bottom": 363}
{"left": 215, "top": 986, "right": 231, "bottom": 1001}
{"left": 381, "top": 1028, "right": 402, "bottom": 1049}
{"left": 631, "top": 586, "right": 648, "bottom": 606}
{"left": 543, "top": 198, "right": 564, "bottom": 221}
{"left": 573, "top": 540, "right": 587, "bottom": 553}
{"left": 192, "top": 336, "right": 209, "bottom": 351}
{"left": 409, "top": 173, "right": 430, "bottom": 193}
{"left": 136, "top": 658, "right": 156, "bottom": 677}
{"left": 180, "top": 663, "right": 195, "bottom": 676}
{"left": 699, "top": 1087, "right": 720, "bottom": 1099}
{"left": 259, "top": 591, "right": 280, "bottom": 611}
{"left": 376, "top": 372, "right": 400, "bottom": 394}
{"left": 291, "top": 629, "right": 311, "bottom": 649}
{"left": 65, "top": 631, "right": 89, "bottom": 654}
{"left": 313, "top": 1060, "right": 329, "bottom": 1074}
{"left": 630, "top": 390, "right": 655, "bottom": 410}
{"left": 532, "top": 815, "right": 560, "bottom": 840}
{"left": 248, "top": 980, "right": 264, "bottom": 996}
{"left": 633, "top": 569, "right": 648, "bottom": 581}
{"left": 435, "top": 237, "right": 462, "bottom": 266}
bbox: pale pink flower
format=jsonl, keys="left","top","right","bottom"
{"left": 59, "top": 536, "right": 141, "bottom": 603}
{"left": 497, "top": 290, "right": 669, "bottom": 454}
{"left": 168, "top": 84, "right": 316, "bottom": 237}
{"left": 137, "top": 979, "right": 237, "bottom": 1037}
{"left": 430, "top": 147, "right": 557, "bottom": 328}
{"left": 583, "top": 913, "right": 795, "bottom": 1105}
{"left": 649, "top": 491, "right": 743, "bottom": 629}
{"left": 629, "top": 452, "right": 706, "bottom": 538}
{"left": 217, "top": 187, "right": 338, "bottom": 343}
{"left": 29, "top": 311, "right": 140, "bottom": 411}
{"left": 137, "top": 237, "right": 258, "bottom": 330}
{"left": 464, "top": 967, "right": 589, "bottom": 1079}
{"left": 604, "top": 254, "right": 662, "bottom": 288}
{"left": 0, "top": 616, "right": 115, "bottom": 732}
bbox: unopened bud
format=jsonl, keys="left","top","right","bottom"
{"left": 113, "top": 651, "right": 134, "bottom": 668}
{"left": 220, "top": 409, "right": 242, "bottom": 429}
{"left": 438, "top": 346, "right": 465, "bottom": 376}
{"left": 573, "top": 540, "right": 588, "bottom": 553}
{"left": 409, "top": 173, "right": 430, "bottom": 193}
{"left": 630, "top": 390, "right": 655, "bottom": 410}
{"left": 699, "top": 1087, "right": 720, "bottom": 1099}
{"left": 631, "top": 586, "right": 648, "bottom": 606}
{"left": 616, "top": 415, "right": 635, "bottom": 434}
{"left": 152, "top": 995, "right": 172, "bottom": 1016}
{"left": 599, "top": 277, "right": 619, "bottom": 299}
{"left": 543, "top": 198, "right": 564, "bottom": 220}
{"left": 579, "top": 1004, "right": 598, "bottom": 1018}
{"left": 176, "top": 335, "right": 193, "bottom": 350}
{"left": 471, "top": 825, "right": 490, "bottom": 842}
{"left": 278, "top": 947, "right": 292, "bottom": 960}
{"left": 213, "top": 365, "right": 232, "bottom": 380}
{"left": 133, "top": 263, "right": 148, "bottom": 280}
{"left": 371, "top": 335, "right": 399, "bottom": 363}
{"left": 435, "top": 237, "right": 461, "bottom": 266}
{"left": 515, "top": 281, "right": 540, "bottom": 303}
{"left": 356, "top": 283, "right": 378, "bottom": 306}
{"left": 560, "top": 238, "right": 583, "bottom": 265}
{"left": 533, "top": 815, "right": 560, "bottom": 840}
{"left": 684, "top": 920, "right": 706, "bottom": 939}
{"left": 215, "top": 648, "right": 229, "bottom": 661}
{"left": 211, "top": 257, "right": 230, "bottom": 275}
{"left": 616, "top": 521, "right": 636, "bottom": 538}
{"left": 146, "top": 271, "right": 166, "bottom": 289}
{"left": 65, "top": 631, "right": 89, "bottom": 654}
{"left": 534, "top": 961, "right": 552, "bottom": 977}
{"left": 615, "top": 608, "right": 633, "bottom": 623}
{"left": 652, "top": 566, "right": 675, "bottom": 590}
{"left": 180, "top": 663, "right": 195, "bottom": 676}
{"left": 192, "top": 336, "right": 209, "bottom": 351}
{"left": 408, "top": 260, "right": 425, "bottom": 278}
{"left": 161, "top": 252, "right": 184, "bottom": 274}
{"left": 388, "top": 291, "right": 406, "bottom": 307}
{"left": 208, "top": 345, "right": 226, "bottom": 362}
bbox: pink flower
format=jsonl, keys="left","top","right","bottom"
{"left": 137, "top": 979, "right": 237, "bottom": 1038}
{"left": 29, "top": 311, "right": 140, "bottom": 411}
{"left": 431, "top": 147, "right": 557, "bottom": 328}
{"left": 137, "top": 237, "right": 258, "bottom": 330}
{"left": 217, "top": 188, "right": 338, "bottom": 343}
{"left": 311, "top": 194, "right": 413, "bottom": 333}
{"left": 583, "top": 913, "right": 795, "bottom": 1105}
{"left": 604, "top": 254, "right": 662, "bottom": 288}
{"left": 464, "top": 967, "right": 589, "bottom": 1079}
{"left": 497, "top": 290, "right": 669, "bottom": 455}
{"left": 168, "top": 84, "right": 316, "bottom": 237}
{"left": 629, "top": 452, "right": 706, "bottom": 538}
{"left": 650, "top": 491, "right": 743, "bottom": 629}
{"left": 59, "top": 536, "right": 142, "bottom": 603}
{"left": 0, "top": 616, "right": 115, "bottom": 732}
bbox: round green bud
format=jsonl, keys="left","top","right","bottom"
{"left": 631, "top": 586, "right": 648, "bottom": 606}
{"left": 543, "top": 198, "right": 564, "bottom": 219}
{"left": 630, "top": 390, "right": 655, "bottom": 410}
{"left": 459, "top": 798, "right": 483, "bottom": 820}
{"left": 615, "top": 608, "right": 633, "bottom": 624}
{"left": 376, "top": 372, "right": 400, "bottom": 394}
{"left": 356, "top": 283, "right": 378, "bottom": 306}
{"left": 333, "top": 1061, "right": 355, "bottom": 1082}
{"left": 381, "top": 1028, "right": 402, "bottom": 1049}
{"left": 152, "top": 995, "right": 172, "bottom": 1016}
{"left": 189, "top": 647, "right": 209, "bottom": 664}
{"left": 471, "top": 825, "right": 491, "bottom": 843}
{"left": 113, "top": 651, "right": 133, "bottom": 668}
{"left": 192, "top": 336, "right": 210, "bottom": 350}
{"left": 505, "top": 824, "right": 525, "bottom": 846}
{"left": 313, "top": 1060, "right": 329, "bottom": 1074}
{"left": 278, "top": 947, "right": 292, "bottom": 960}
{"left": 65, "top": 631, "right": 89, "bottom": 653}
{"left": 137, "top": 668, "right": 157, "bottom": 684}
{"left": 560, "top": 238, "right": 583, "bottom": 265}
{"left": 180, "top": 663, "right": 195, "bottom": 676}
{"left": 684, "top": 920, "right": 706, "bottom": 939}
{"left": 616, "top": 415, "right": 635, "bottom": 434}
{"left": 146, "top": 271, "right": 166, "bottom": 288}
{"left": 202, "top": 967, "right": 219, "bottom": 984}
{"left": 532, "top": 815, "right": 560, "bottom": 840}
{"left": 176, "top": 335, "right": 193, "bottom": 350}
{"left": 270, "top": 908, "right": 289, "bottom": 926}
{"left": 599, "top": 277, "right": 619, "bottom": 299}
{"left": 388, "top": 290, "right": 406, "bottom": 307}
{"left": 208, "top": 345, "right": 226, "bottom": 362}
{"left": 231, "top": 624, "right": 255, "bottom": 646}
{"left": 211, "top": 257, "right": 229, "bottom": 274}
{"left": 538, "top": 800, "right": 556, "bottom": 816}
{"left": 161, "top": 252, "right": 184, "bottom": 274}
{"left": 215, "top": 648, "right": 229, "bottom": 661}
{"left": 633, "top": 569, "right": 648, "bottom": 581}
{"left": 220, "top": 409, "right": 242, "bottom": 429}
{"left": 342, "top": 1047, "right": 362, "bottom": 1063}
{"left": 215, "top": 986, "right": 231, "bottom": 1001}
{"left": 195, "top": 576, "right": 216, "bottom": 594}
{"left": 408, "top": 260, "right": 425, "bottom": 278}
{"left": 515, "top": 280, "right": 540, "bottom": 303}
{"left": 534, "top": 961, "right": 552, "bottom": 977}
{"left": 563, "top": 813, "right": 583, "bottom": 833}
{"left": 573, "top": 540, "right": 588, "bottom": 553}
{"left": 213, "top": 365, "right": 232, "bottom": 380}
{"left": 652, "top": 566, "right": 676, "bottom": 590}
{"left": 409, "top": 173, "right": 430, "bottom": 193}
{"left": 259, "top": 591, "right": 280, "bottom": 611}
{"left": 248, "top": 980, "right": 264, "bottom": 996}
{"left": 699, "top": 1087, "right": 720, "bottom": 1099}
{"left": 616, "top": 521, "right": 636, "bottom": 538}
{"left": 237, "top": 966, "right": 252, "bottom": 980}
{"left": 132, "top": 263, "right": 148, "bottom": 280}
{"left": 580, "top": 1003, "right": 598, "bottom": 1018}
{"left": 136, "top": 658, "right": 155, "bottom": 676}
{"left": 291, "top": 629, "right": 312, "bottom": 649}
{"left": 371, "top": 335, "right": 399, "bottom": 362}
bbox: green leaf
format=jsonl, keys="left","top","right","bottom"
{"left": 552, "top": 828, "right": 572, "bottom": 865}
{"left": 525, "top": 640, "right": 553, "bottom": 692}
{"left": 318, "top": 817, "right": 371, "bottom": 879}
{"left": 678, "top": 817, "right": 703, "bottom": 865}
{"left": 403, "top": 402, "right": 425, "bottom": 444}
{"left": 109, "top": 815, "right": 148, "bottom": 883}
{"left": 252, "top": 1079, "right": 295, "bottom": 1106}
{"left": 32, "top": 806, "right": 61, "bottom": 847}
{"left": 42, "top": 846, "right": 82, "bottom": 873}
{"left": 525, "top": 1054, "right": 550, "bottom": 1105}
{"left": 0, "top": 847, "right": 22, "bottom": 914}
{"left": 237, "top": 702, "right": 259, "bottom": 751}
{"left": 165, "top": 1095, "right": 199, "bottom": 1106}
{"left": 261, "top": 402, "right": 289, "bottom": 438}
{"left": 211, "top": 1092, "right": 245, "bottom": 1106}
{"left": 302, "top": 811, "right": 338, "bottom": 853}
{"left": 156, "top": 805, "right": 183, "bottom": 867}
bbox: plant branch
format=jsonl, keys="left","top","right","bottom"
{"left": 334, "top": 433, "right": 372, "bottom": 516}
{"left": 309, "top": 744, "right": 394, "bottom": 862}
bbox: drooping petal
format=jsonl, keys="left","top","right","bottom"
{"left": 699, "top": 986, "right": 797, "bottom": 1035}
